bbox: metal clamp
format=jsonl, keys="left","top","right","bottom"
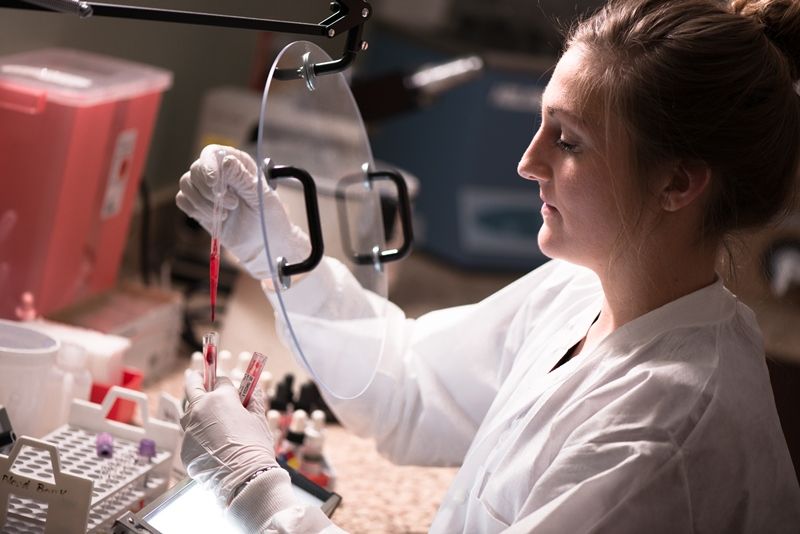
{"left": 300, "top": 51, "right": 317, "bottom": 92}
{"left": 267, "top": 165, "right": 325, "bottom": 290}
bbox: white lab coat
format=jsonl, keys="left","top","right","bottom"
{"left": 234, "top": 258, "right": 800, "bottom": 533}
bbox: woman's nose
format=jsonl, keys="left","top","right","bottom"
{"left": 517, "top": 130, "right": 550, "bottom": 182}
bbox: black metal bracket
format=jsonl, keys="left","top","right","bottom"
{"left": 0, "top": 0, "right": 371, "bottom": 78}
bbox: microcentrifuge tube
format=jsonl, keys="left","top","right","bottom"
{"left": 95, "top": 432, "right": 114, "bottom": 458}
{"left": 137, "top": 438, "right": 156, "bottom": 465}
{"left": 137, "top": 438, "right": 157, "bottom": 489}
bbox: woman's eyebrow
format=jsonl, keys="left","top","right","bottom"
{"left": 545, "top": 105, "right": 588, "bottom": 127}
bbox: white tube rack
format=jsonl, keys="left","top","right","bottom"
{"left": 0, "top": 387, "right": 181, "bottom": 534}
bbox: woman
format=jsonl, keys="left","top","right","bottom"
{"left": 176, "top": 0, "right": 800, "bottom": 531}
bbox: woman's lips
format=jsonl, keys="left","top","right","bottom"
{"left": 541, "top": 198, "right": 558, "bottom": 216}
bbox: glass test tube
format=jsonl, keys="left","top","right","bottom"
{"left": 238, "top": 351, "right": 268, "bottom": 407}
{"left": 202, "top": 331, "right": 219, "bottom": 391}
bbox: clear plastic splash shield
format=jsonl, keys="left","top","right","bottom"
{"left": 256, "top": 41, "right": 389, "bottom": 399}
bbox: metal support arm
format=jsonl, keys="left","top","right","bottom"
{"left": 0, "top": 0, "right": 371, "bottom": 77}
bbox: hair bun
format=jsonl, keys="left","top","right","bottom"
{"left": 732, "top": 0, "right": 800, "bottom": 78}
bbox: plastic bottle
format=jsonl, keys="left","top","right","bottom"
{"left": 310, "top": 409, "right": 326, "bottom": 432}
{"left": 58, "top": 342, "right": 92, "bottom": 406}
{"left": 279, "top": 409, "right": 307, "bottom": 468}
{"left": 295, "top": 382, "right": 317, "bottom": 413}
{"left": 300, "top": 412, "right": 329, "bottom": 488}
{"left": 267, "top": 409, "right": 282, "bottom": 441}
{"left": 299, "top": 428, "right": 329, "bottom": 488}
{"left": 259, "top": 370, "right": 273, "bottom": 406}
{"left": 41, "top": 342, "right": 92, "bottom": 433}
{"left": 271, "top": 375, "right": 295, "bottom": 432}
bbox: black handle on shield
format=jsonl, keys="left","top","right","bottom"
{"left": 365, "top": 170, "right": 413, "bottom": 263}
{"left": 268, "top": 165, "right": 324, "bottom": 278}
{"left": 334, "top": 168, "right": 414, "bottom": 267}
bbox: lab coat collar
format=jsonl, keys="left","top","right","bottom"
{"left": 480, "top": 277, "right": 734, "bottom": 447}
{"left": 598, "top": 275, "right": 735, "bottom": 355}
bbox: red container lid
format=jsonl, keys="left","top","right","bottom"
{"left": 0, "top": 48, "right": 172, "bottom": 107}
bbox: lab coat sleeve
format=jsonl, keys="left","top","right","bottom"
{"left": 507, "top": 433, "right": 692, "bottom": 533}
{"left": 227, "top": 468, "right": 347, "bottom": 534}
{"left": 266, "top": 257, "right": 573, "bottom": 467}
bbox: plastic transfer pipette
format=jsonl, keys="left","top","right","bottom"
{"left": 209, "top": 149, "right": 226, "bottom": 323}
{"left": 202, "top": 331, "right": 219, "bottom": 391}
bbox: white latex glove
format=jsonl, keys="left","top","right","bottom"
{"left": 180, "top": 370, "right": 297, "bottom": 511}
{"left": 176, "top": 144, "right": 310, "bottom": 280}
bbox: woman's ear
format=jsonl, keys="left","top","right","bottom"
{"left": 660, "top": 160, "right": 712, "bottom": 212}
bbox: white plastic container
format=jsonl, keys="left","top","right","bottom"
{"left": 0, "top": 319, "right": 60, "bottom": 438}
{"left": 23, "top": 319, "right": 128, "bottom": 385}
{"left": 39, "top": 342, "right": 93, "bottom": 434}
{"left": 57, "top": 342, "right": 92, "bottom": 405}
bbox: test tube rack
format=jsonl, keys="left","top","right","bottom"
{"left": 0, "top": 386, "right": 181, "bottom": 534}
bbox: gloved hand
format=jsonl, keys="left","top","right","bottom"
{"left": 176, "top": 144, "right": 310, "bottom": 280}
{"left": 180, "top": 370, "right": 296, "bottom": 509}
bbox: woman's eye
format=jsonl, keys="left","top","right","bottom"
{"left": 555, "top": 138, "right": 580, "bottom": 153}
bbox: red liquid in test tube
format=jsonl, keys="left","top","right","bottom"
{"left": 203, "top": 331, "right": 219, "bottom": 391}
{"left": 238, "top": 351, "right": 268, "bottom": 407}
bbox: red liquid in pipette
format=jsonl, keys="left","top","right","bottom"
{"left": 203, "top": 341, "right": 217, "bottom": 391}
{"left": 210, "top": 237, "right": 220, "bottom": 322}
